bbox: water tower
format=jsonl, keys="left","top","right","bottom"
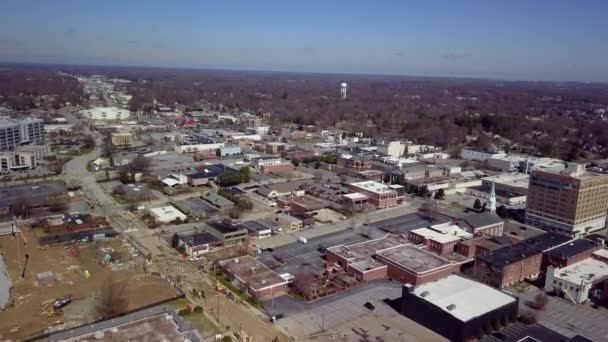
{"left": 340, "top": 82, "right": 348, "bottom": 99}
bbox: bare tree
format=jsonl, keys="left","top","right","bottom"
{"left": 419, "top": 199, "right": 438, "bottom": 221}
{"left": 293, "top": 269, "right": 316, "bottom": 299}
{"left": 533, "top": 292, "right": 549, "bottom": 310}
{"left": 96, "top": 277, "right": 128, "bottom": 319}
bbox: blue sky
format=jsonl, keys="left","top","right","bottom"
{"left": 1, "top": 0, "right": 607, "bottom": 81}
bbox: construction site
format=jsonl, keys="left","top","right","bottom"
{"left": 0, "top": 232, "right": 180, "bottom": 341}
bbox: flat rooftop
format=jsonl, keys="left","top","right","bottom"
{"left": 478, "top": 233, "right": 571, "bottom": 267}
{"left": 219, "top": 255, "right": 287, "bottom": 291}
{"left": 239, "top": 218, "right": 281, "bottom": 233}
{"left": 545, "top": 239, "right": 598, "bottom": 260}
{"left": 378, "top": 245, "right": 452, "bottom": 273}
{"left": 412, "top": 223, "right": 472, "bottom": 243}
{"left": 482, "top": 173, "right": 529, "bottom": 188}
{"left": 553, "top": 258, "right": 608, "bottom": 284}
{"left": 327, "top": 235, "right": 405, "bottom": 262}
{"left": 370, "top": 212, "right": 452, "bottom": 235}
{"left": 411, "top": 274, "right": 516, "bottom": 322}
{"left": 343, "top": 192, "right": 369, "bottom": 201}
{"left": 289, "top": 195, "right": 327, "bottom": 210}
{"left": 207, "top": 220, "right": 244, "bottom": 234}
{"left": 349, "top": 181, "right": 395, "bottom": 195}
{"left": 182, "top": 231, "right": 220, "bottom": 247}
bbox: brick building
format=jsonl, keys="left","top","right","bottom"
{"left": 337, "top": 155, "right": 371, "bottom": 171}
{"left": 458, "top": 212, "right": 504, "bottom": 237}
{"left": 259, "top": 162, "right": 294, "bottom": 175}
{"left": 407, "top": 223, "right": 472, "bottom": 256}
{"left": 473, "top": 233, "right": 570, "bottom": 288}
{"left": 347, "top": 180, "right": 403, "bottom": 208}
{"left": 280, "top": 149, "right": 315, "bottom": 161}
{"left": 326, "top": 235, "right": 461, "bottom": 285}
{"left": 43, "top": 213, "right": 108, "bottom": 234}
{"left": 218, "top": 255, "right": 287, "bottom": 300}
{"left": 455, "top": 235, "right": 512, "bottom": 259}
{"left": 542, "top": 238, "right": 600, "bottom": 269}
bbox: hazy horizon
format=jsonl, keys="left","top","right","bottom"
{"left": 1, "top": 1, "right": 607, "bottom": 82}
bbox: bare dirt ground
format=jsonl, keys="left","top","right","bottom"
{"left": 0, "top": 234, "right": 179, "bottom": 341}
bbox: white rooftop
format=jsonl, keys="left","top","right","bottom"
{"left": 350, "top": 181, "right": 395, "bottom": 195}
{"left": 482, "top": 173, "right": 530, "bottom": 188}
{"left": 593, "top": 249, "right": 608, "bottom": 260}
{"left": 412, "top": 223, "right": 472, "bottom": 243}
{"left": 149, "top": 205, "right": 187, "bottom": 223}
{"left": 412, "top": 274, "right": 516, "bottom": 322}
{"left": 343, "top": 192, "right": 369, "bottom": 201}
{"left": 553, "top": 258, "right": 608, "bottom": 285}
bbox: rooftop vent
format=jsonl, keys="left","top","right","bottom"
{"left": 420, "top": 291, "right": 429, "bottom": 297}
{"left": 446, "top": 304, "right": 456, "bottom": 311}
{"left": 233, "top": 258, "right": 239, "bottom": 264}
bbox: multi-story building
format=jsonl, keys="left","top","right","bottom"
{"left": 80, "top": 107, "right": 130, "bottom": 121}
{"left": 0, "top": 118, "right": 45, "bottom": 150}
{"left": 460, "top": 147, "right": 506, "bottom": 162}
{"left": 264, "top": 142, "right": 288, "bottom": 154}
{"left": 337, "top": 154, "right": 371, "bottom": 171}
{"left": 526, "top": 163, "right": 608, "bottom": 237}
{"left": 243, "top": 117, "right": 263, "bottom": 128}
{"left": 347, "top": 181, "right": 403, "bottom": 208}
{"left": 110, "top": 131, "right": 133, "bottom": 146}
{"left": 377, "top": 141, "right": 405, "bottom": 158}
{"left": 0, "top": 144, "right": 51, "bottom": 172}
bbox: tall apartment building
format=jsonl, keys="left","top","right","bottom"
{"left": 525, "top": 163, "right": 608, "bottom": 237}
{"left": 0, "top": 118, "right": 45, "bottom": 150}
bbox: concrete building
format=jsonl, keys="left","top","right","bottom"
{"left": 0, "top": 144, "right": 51, "bottom": 172}
{"left": 110, "top": 130, "right": 133, "bottom": 146}
{"left": 473, "top": 233, "right": 570, "bottom": 288}
{"left": 274, "top": 213, "right": 303, "bottom": 231}
{"left": 0, "top": 118, "right": 45, "bottom": 150}
{"left": 545, "top": 249, "right": 608, "bottom": 303}
{"left": 280, "top": 149, "right": 315, "bottom": 161}
{"left": 264, "top": 142, "right": 288, "bottom": 154}
{"left": 378, "top": 140, "right": 406, "bottom": 158}
{"left": 147, "top": 205, "right": 188, "bottom": 224}
{"left": 466, "top": 173, "right": 529, "bottom": 205}
{"left": 460, "top": 147, "right": 506, "bottom": 162}
{"left": 206, "top": 220, "right": 248, "bottom": 246}
{"left": 243, "top": 117, "right": 263, "bottom": 128}
{"left": 526, "top": 163, "right": 608, "bottom": 237}
{"left": 400, "top": 274, "right": 518, "bottom": 342}
{"left": 218, "top": 255, "right": 287, "bottom": 300}
{"left": 174, "top": 136, "right": 224, "bottom": 153}
{"left": 80, "top": 107, "right": 130, "bottom": 121}
{"left": 218, "top": 145, "right": 241, "bottom": 157}
{"left": 250, "top": 157, "right": 283, "bottom": 168}
{"left": 245, "top": 126, "right": 270, "bottom": 135}
{"left": 180, "top": 231, "right": 221, "bottom": 256}
{"left": 239, "top": 218, "right": 282, "bottom": 240}
{"left": 348, "top": 181, "right": 403, "bottom": 208}
{"left": 257, "top": 182, "right": 305, "bottom": 199}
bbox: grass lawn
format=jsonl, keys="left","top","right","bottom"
{"left": 113, "top": 195, "right": 129, "bottom": 205}
{"left": 169, "top": 297, "right": 190, "bottom": 310}
{"left": 286, "top": 289, "right": 305, "bottom": 302}
{"left": 181, "top": 311, "right": 220, "bottom": 337}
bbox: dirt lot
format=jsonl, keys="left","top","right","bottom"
{"left": 0, "top": 234, "right": 180, "bottom": 341}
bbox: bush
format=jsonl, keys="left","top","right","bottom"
{"left": 193, "top": 306, "right": 203, "bottom": 313}
{"left": 178, "top": 308, "right": 191, "bottom": 316}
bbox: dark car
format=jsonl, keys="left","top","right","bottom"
{"left": 363, "top": 302, "right": 375, "bottom": 310}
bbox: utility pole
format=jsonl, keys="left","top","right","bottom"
{"left": 13, "top": 218, "right": 23, "bottom": 279}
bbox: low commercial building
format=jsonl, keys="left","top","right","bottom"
{"left": 219, "top": 145, "right": 242, "bottom": 157}
{"left": 277, "top": 195, "right": 328, "bottom": 213}
{"left": 80, "top": 107, "right": 130, "bottom": 121}
{"left": 545, "top": 250, "right": 608, "bottom": 303}
{"left": 473, "top": 233, "right": 571, "bottom": 288}
{"left": 239, "top": 218, "right": 282, "bottom": 239}
{"left": 180, "top": 231, "right": 222, "bottom": 256}
{"left": 408, "top": 223, "right": 473, "bottom": 256}
{"left": 218, "top": 255, "right": 288, "bottom": 300}
{"left": 280, "top": 149, "right": 315, "bottom": 160}
{"left": 186, "top": 164, "right": 237, "bottom": 186}
{"left": 337, "top": 154, "right": 371, "bottom": 171}
{"left": 260, "top": 162, "right": 294, "bottom": 175}
{"left": 378, "top": 140, "right": 406, "bottom": 158}
{"left": 274, "top": 213, "right": 302, "bottom": 231}
{"left": 147, "top": 205, "right": 188, "bottom": 224}
{"left": 110, "top": 130, "right": 133, "bottom": 146}
{"left": 326, "top": 235, "right": 461, "bottom": 285}
{"left": 347, "top": 181, "right": 403, "bottom": 208}
{"left": 264, "top": 142, "right": 288, "bottom": 154}
{"left": 460, "top": 147, "right": 506, "bottom": 162}
{"left": 400, "top": 274, "right": 518, "bottom": 342}
{"left": 43, "top": 213, "right": 109, "bottom": 234}
{"left": 465, "top": 173, "right": 529, "bottom": 205}
{"left": 257, "top": 182, "right": 305, "bottom": 199}
{"left": 459, "top": 212, "right": 504, "bottom": 236}
{"left": 174, "top": 136, "right": 224, "bottom": 153}
{"left": 250, "top": 157, "right": 283, "bottom": 168}
{"left": 455, "top": 235, "right": 512, "bottom": 259}
{"left": 207, "top": 220, "right": 248, "bottom": 246}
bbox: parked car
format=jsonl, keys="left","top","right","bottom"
{"left": 363, "top": 302, "right": 375, "bottom": 310}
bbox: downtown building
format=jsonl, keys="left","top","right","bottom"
{"left": 0, "top": 118, "right": 48, "bottom": 172}
{"left": 525, "top": 163, "right": 608, "bottom": 237}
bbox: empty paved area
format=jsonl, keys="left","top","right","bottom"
{"left": 506, "top": 285, "right": 608, "bottom": 341}
{"left": 272, "top": 280, "right": 403, "bottom": 338}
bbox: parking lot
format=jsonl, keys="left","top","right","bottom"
{"left": 260, "top": 230, "right": 367, "bottom": 276}
{"left": 506, "top": 284, "right": 608, "bottom": 341}
{"left": 268, "top": 279, "right": 444, "bottom": 341}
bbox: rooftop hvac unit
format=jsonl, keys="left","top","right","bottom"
{"left": 233, "top": 258, "right": 239, "bottom": 264}
{"left": 446, "top": 304, "right": 456, "bottom": 311}
{"left": 420, "top": 291, "right": 429, "bottom": 297}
